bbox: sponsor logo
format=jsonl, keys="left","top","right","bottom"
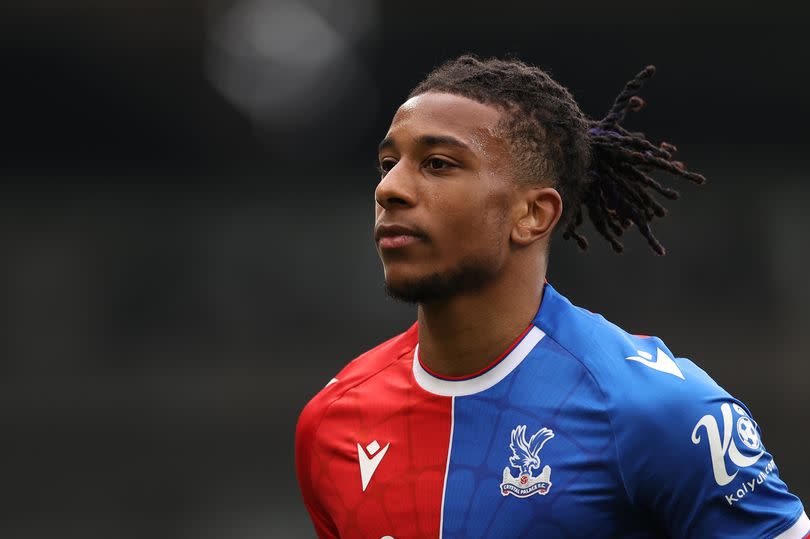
{"left": 500, "top": 425, "right": 554, "bottom": 498}
{"left": 625, "top": 348, "right": 685, "bottom": 380}
{"left": 691, "top": 402, "right": 765, "bottom": 486}
{"left": 722, "top": 459, "right": 777, "bottom": 506}
{"left": 357, "top": 439, "right": 390, "bottom": 492}
{"left": 692, "top": 402, "right": 772, "bottom": 506}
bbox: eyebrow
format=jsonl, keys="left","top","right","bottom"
{"left": 378, "top": 134, "right": 472, "bottom": 154}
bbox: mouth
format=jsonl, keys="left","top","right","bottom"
{"left": 374, "top": 223, "right": 425, "bottom": 250}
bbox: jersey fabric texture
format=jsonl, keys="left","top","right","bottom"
{"left": 296, "top": 283, "right": 807, "bottom": 539}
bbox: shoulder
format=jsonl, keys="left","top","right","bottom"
{"left": 296, "top": 323, "right": 418, "bottom": 443}
{"left": 538, "top": 285, "right": 806, "bottom": 537}
{"left": 536, "top": 283, "right": 723, "bottom": 410}
{"left": 535, "top": 283, "right": 734, "bottom": 473}
{"left": 293, "top": 324, "right": 417, "bottom": 538}
{"left": 295, "top": 322, "right": 418, "bottom": 516}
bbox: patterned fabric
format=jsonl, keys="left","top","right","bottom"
{"left": 296, "top": 284, "right": 806, "bottom": 538}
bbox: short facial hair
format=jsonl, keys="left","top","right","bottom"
{"left": 384, "top": 255, "right": 499, "bottom": 304}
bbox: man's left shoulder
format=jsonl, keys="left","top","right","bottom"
{"left": 602, "top": 331, "right": 724, "bottom": 405}
{"left": 536, "top": 284, "right": 719, "bottom": 401}
{"left": 543, "top": 308, "right": 719, "bottom": 405}
{"left": 572, "top": 315, "right": 731, "bottom": 428}
{"left": 540, "top": 295, "right": 738, "bottom": 439}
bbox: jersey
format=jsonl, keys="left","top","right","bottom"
{"left": 295, "top": 283, "right": 807, "bottom": 539}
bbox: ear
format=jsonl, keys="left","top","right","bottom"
{"left": 510, "top": 187, "right": 563, "bottom": 246}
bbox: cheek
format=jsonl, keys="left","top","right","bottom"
{"left": 438, "top": 193, "right": 510, "bottom": 257}
{"left": 476, "top": 191, "right": 514, "bottom": 256}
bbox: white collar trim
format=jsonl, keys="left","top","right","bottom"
{"left": 412, "top": 326, "right": 545, "bottom": 397}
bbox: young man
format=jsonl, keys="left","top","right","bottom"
{"left": 295, "top": 56, "right": 807, "bottom": 538}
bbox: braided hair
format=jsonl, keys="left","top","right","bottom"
{"left": 409, "top": 55, "right": 706, "bottom": 255}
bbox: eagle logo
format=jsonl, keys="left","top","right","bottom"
{"left": 500, "top": 425, "right": 554, "bottom": 498}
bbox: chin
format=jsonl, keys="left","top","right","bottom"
{"left": 382, "top": 257, "right": 499, "bottom": 305}
{"left": 382, "top": 266, "right": 431, "bottom": 302}
{"left": 384, "top": 275, "right": 441, "bottom": 304}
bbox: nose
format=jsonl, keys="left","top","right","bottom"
{"left": 374, "top": 162, "right": 417, "bottom": 210}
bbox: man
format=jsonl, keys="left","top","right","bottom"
{"left": 295, "top": 55, "right": 807, "bottom": 538}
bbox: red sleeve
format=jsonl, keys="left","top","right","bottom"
{"left": 295, "top": 393, "right": 340, "bottom": 539}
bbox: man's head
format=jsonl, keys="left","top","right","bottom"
{"left": 375, "top": 91, "right": 562, "bottom": 303}
{"left": 374, "top": 55, "right": 706, "bottom": 304}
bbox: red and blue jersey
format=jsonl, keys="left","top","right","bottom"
{"left": 296, "top": 284, "right": 807, "bottom": 538}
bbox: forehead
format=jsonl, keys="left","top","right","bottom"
{"left": 385, "top": 92, "right": 504, "bottom": 149}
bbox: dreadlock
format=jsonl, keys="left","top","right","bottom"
{"left": 409, "top": 56, "right": 706, "bottom": 255}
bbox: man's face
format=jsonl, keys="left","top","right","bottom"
{"left": 374, "top": 92, "right": 518, "bottom": 303}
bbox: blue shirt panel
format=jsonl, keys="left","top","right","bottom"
{"left": 535, "top": 284, "right": 804, "bottom": 538}
{"left": 443, "top": 335, "right": 656, "bottom": 538}
{"left": 440, "top": 284, "right": 804, "bottom": 538}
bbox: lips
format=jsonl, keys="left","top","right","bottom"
{"left": 374, "top": 223, "right": 425, "bottom": 249}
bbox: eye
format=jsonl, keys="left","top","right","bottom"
{"left": 426, "top": 158, "right": 451, "bottom": 171}
{"left": 378, "top": 158, "right": 397, "bottom": 176}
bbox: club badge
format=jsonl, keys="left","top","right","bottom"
{"left": 500, "top": 425, "right": 554, "bottom": 498}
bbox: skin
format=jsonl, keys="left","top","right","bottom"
{"left": 374, "top": 92, "right": 563, "bottom": 377}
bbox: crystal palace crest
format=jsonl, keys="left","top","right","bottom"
{"left": 500, "top": 425, "right": 554, "bottom": 498}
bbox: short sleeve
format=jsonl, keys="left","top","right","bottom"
{"left": 613, "top": 356, "right": 807, "bottom": 538}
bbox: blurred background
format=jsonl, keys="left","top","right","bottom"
{"left": 1, "top": 0, "right": 808, "bottom": 537}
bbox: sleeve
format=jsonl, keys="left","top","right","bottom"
{"left": 613, "top": 356, "right": 807, "bottom": 539}
{"left": 295, "top": 397, "right": 340, "bottom": 539}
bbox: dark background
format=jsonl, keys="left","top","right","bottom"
{"left": 2, "top": 1, "right": 808, "bottom": 537}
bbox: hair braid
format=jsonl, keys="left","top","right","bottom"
{"left": 582, "top": 65, "right": 706, "bottom": 254}
{"left": 410, "top": 56, "right": 706, "bottom": 255}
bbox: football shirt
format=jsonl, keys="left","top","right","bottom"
{"left": 296, "top": 283, "right": 807, "bottom": 538}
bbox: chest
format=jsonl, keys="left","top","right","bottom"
{"left": 312, "top": 384, "right": 651, "bottom": 539}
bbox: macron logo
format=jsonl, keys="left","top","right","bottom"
{"left": 625, "top": 348, "right": 685, "bottom": 380}
{"left": 357, "top": 440, "right": 390, "bottom": 492}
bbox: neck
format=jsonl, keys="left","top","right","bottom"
{"left": 417, "top": 256, "right": 546, "bottom": 378}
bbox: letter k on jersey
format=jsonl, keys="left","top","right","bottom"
{"left": 692, "top": 403, "right": 764, "bottom": 486}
